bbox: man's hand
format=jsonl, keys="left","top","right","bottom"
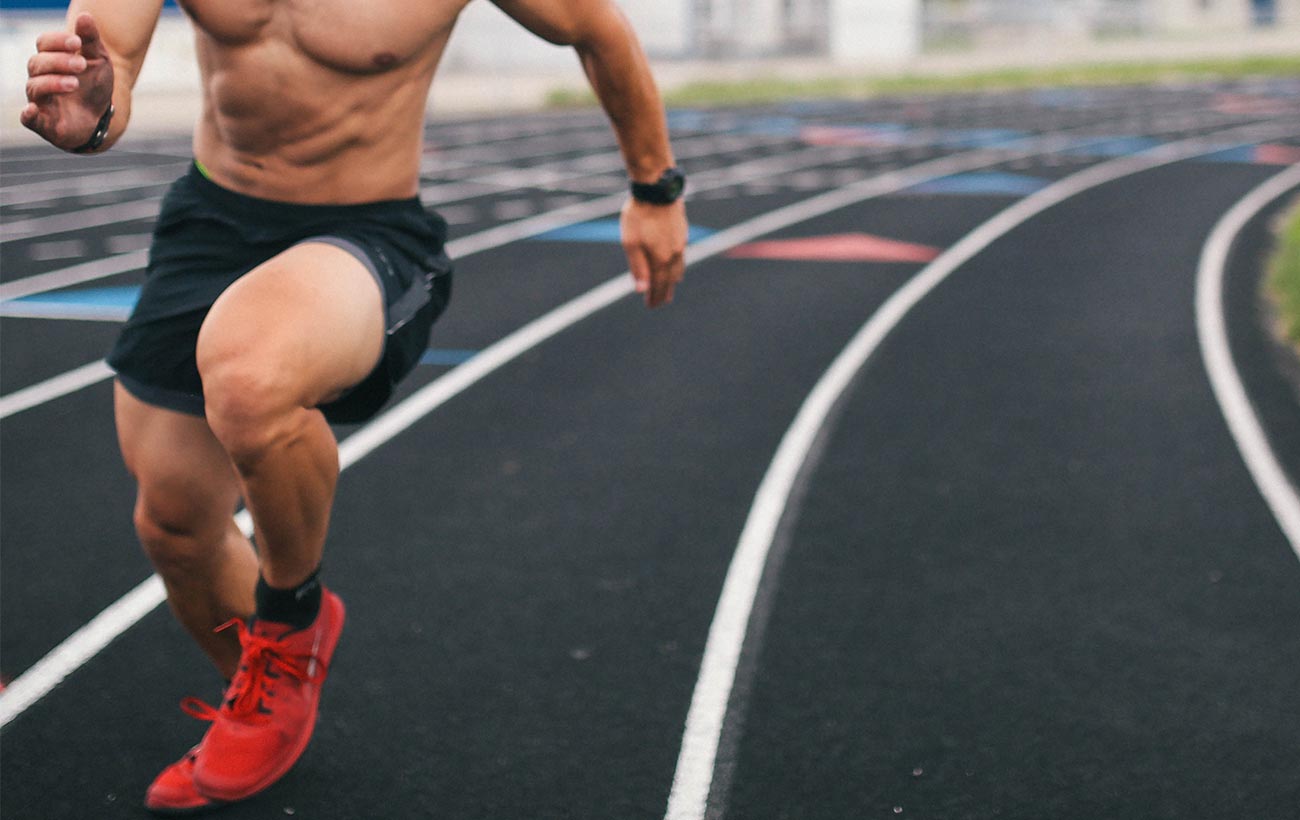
{"left": 621, "top": 198, "right": 687, "bottom": 308}
{"left": 21, "top": 13, "right": 115, "bottom": 152}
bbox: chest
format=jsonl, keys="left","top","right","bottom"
{"left": 178, "top": 0, "right": 465, "bottom": 72}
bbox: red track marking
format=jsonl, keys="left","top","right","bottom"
{"left": 1255, "top": 144, "right": 1300, "bottom": 165}
{"left": 800, "top": 126, "right": 894, "bottom": 147}
{"left": 1211, "top": 93, "right": 1297, "bottom": 116}
{"left": 726, "top": 232, "right": 942, "bottom": 263}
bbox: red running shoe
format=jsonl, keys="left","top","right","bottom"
{"left": 145, "top": 744, "right": 221, "bottom": 816}
{"left": 190, "top": 589, "right": 346, "bottom": 802}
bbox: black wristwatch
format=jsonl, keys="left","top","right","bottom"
{"left": 73, "top": 102, "right": 114, "bottom": 154}
{"left": 630, "top": 167, "right": 686, "bottom": 205}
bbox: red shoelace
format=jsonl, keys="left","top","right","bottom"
{"left": 180, "top": 619, "right": 319, "bottom": 725}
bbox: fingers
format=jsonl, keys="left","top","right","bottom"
{"left": 73, "top": 13, "right": 108, "bottom": 61}
{"left": 20, "top": 102, "right": 43, "bottom": 131}
{"left": 626, "top": 244, "right": 651, "bottom": 297}
{"left": 29, "top": 51, "right": 88, "bottom": 75}
{"left": 28, "top": 50, "right": 87, "bottom": 81}
{"left": 27, "top": 25, "right": 88, "bottom": 100}
{"left": 642, "top": 248, "right": 683, "bottom": 308}
{"left": 621, "top": 199, "right": 687, "bottom": 308}
{"left": 27, "top": 13, "right": 98, "bottom": 81}
{"left": 625, "top": 242, "right": 682, "bottom": 307}
{"left": 27, "top": 73, "right": 81, "bottom": 103}
{"left": 22, "top": 13, "right": 112, "bottom": 147}
{"left": 26, "top": 51, "right": 87, "bottom": 105}
{"left": 34, "top": 30, "right": 82, "bottom": 53}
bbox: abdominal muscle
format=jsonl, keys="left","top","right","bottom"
{"left": 183, "top": 0, "right": 463, "bottom": 204}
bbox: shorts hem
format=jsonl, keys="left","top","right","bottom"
{"left": 117, "top": 372, "right": 207, "bottom": 418}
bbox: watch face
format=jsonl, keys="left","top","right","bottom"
{"left": 662, "top": 168, "right": 686, "bottom": 199}
{"left": 632, "top": 167, "right": 686, "bottom": 203}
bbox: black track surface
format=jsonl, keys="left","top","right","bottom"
{"left": 3, "top": 81, "right": 1300, "bottom": 820}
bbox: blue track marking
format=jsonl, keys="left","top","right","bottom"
{"left": 1065, "top": 135, "right": 1165, "bottom": 157}
{"left": 419, "top": 349, "right": 478, "bottom": 366}
{"left": 1195, "top": 144, "right": 1300, "bottom": 166}
{"left": 905, "top": 171, "right": 1052, "bottom": 197}
{"left": 2, "top": 285, "right": 140, "bottom": 321}
{"left": 738, "top": 116, "right": 804, "bottom": 137}
{"left": 667, "top": 107, "right": 1036, "bottom": 151}
{"left": 937, "top": 128, "right": 1029, "bottom": 148}
{"left": 1, "top": 286, "right": 480, "bottom": 381}
{"left": 1030, "top": 88, "right": 1101, "bottom": 109}
{"left": 535, "top": 220, "right": 717, "bottom": 244}
{"left": 665, "top": 110, "right": 710, "bottom": 130}
{"left": 1197, "top": 146, "right": 1262, "bottom": 164}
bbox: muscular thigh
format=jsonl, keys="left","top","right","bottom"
{"left": 115, "top": 382, "right": 242, "bottom": 532}
{"left": 196, "top": 241, "right": 386, "bottom": 408}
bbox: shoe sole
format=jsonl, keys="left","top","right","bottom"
{"left": 144, "top": 801, "right": 225, "bottom": 817}
{"left": 193, "top": 592, "right": 347, "bottom": 803}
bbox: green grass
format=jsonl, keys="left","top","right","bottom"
{"left": 545, "top": 55, "right": 1300, "bottom": 108}
{"left": 1267, "top": 199, "right": 1300, "bottom": 354}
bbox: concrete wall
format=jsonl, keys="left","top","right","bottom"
{"left": 1155, "top": 0, "right": 1300, "bottom": 28}
{"left": 2, "top": 0, "right": 1296, "bottom": 134}
{"left": 440, "top": 0, "right": 692, "bottom": 71}
{"left": 1, "top": 0, "right": 693, "bottom": 103}
{"left": 831, "top": 0, "right": 922, "bottom": 64}
{"left": 0, "top": 1, "right": 693, "bottom": 128}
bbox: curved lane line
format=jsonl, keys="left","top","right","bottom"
{"left": 0, "top": 143, "right": 869, "bottom": 419}
{"left": 661, "top": 130, "right": 1300, "bottom": 820}
{"left": 1, "top": 121, "right": 1290, "bottom": 730}
{"left": 0, "top": 144, "right": 1034, "bottom": 729}
{"left": 0, "top": 142, "right": 850, "bottom": 303}
{"left": 1195, "top": 162, "right": 1300, "bottom": 558}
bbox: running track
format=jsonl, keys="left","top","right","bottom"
{"left": 2, "top": 80, "right": 1300, "bottom": 819}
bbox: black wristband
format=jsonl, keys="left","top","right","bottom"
{"left": 630, "top": 167, "right": 686, "bottom": 205}
{"left": 72, "top": 102, "right": 114, "bottom": 154}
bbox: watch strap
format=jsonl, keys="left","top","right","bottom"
{"left": 630, "top": 167, "right": 686, "bottom": 205}
{"left": 72, "top": 102, "right": 114, "bottom": 154}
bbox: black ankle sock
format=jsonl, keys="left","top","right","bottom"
{"left": 254, "top": 568, "right": 322, "bottom": 629}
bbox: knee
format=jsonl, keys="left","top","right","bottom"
{"left": 133, "top": 497, "right": 218, "bottom": 580}
{"left": 197, "top": 349, "right": 298, "bottom": 464}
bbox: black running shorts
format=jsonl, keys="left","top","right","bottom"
{"left": 108, "top": 163, "right": 453, "bottom": 424}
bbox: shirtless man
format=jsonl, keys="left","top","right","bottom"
{"left": 22, "top": 0, "right": 687, "bottom": 812}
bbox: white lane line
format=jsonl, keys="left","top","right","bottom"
{"left": 0, "top": 141, "right": 860, "bottom": 303}
{"left": 0, "top": 250, "right": 150, "bottom": 302}
{"left": 0, "top": 122, "right": 604, "bottom": 206}
{"left": 0, "top": 130, "right": 759, "bottom": 244}
{"left": 0, "top": 139, "right": 1025, "bottom": 729}
{"left": 320, "top": 151, "right": 1057, "bottom": 468}
{"left": 1, "top": 120, "right": 1285, "bottom": 729}
{"left": 0, "top": 576, "right": 168, "bottom": 720}
{"left": 0, "top": 143, "right": 877, "bottom": 420}
{"left": 1195, "top": 162, "right": 1300, "bottom": 558}
{"left": 0, "top": 198, "right": 162, "bottom": 242}
{"left": 0, "top": 360, "right": 116, "bottom": 420}
{"left": 0, "top": 305, "right": 133, "bottom": 322}
{"left": 0, "top": 165, "right": 185, "bottom": 207}
{"left": 660, "top": 128, "right": 1299, "bottom": 820}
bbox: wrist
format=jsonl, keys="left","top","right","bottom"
{"left": 630, "top": 166, "right": 686, "bottom": 205}
{"left": 72, "top": 101, "right": 114, "bottom": 154}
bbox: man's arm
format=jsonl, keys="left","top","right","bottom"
{"left": 491, "top": 0, "right": 688, "bottom": 307}
{"left": 21, "top": 2, "right": 165, "bottom": 153}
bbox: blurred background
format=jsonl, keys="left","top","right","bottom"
{"left": 1, "top": 0, "right": 1298, "bottom": 141}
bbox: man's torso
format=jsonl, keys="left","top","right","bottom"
{"left": 180, "top": 0, "right": 471, "bottom": 203}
